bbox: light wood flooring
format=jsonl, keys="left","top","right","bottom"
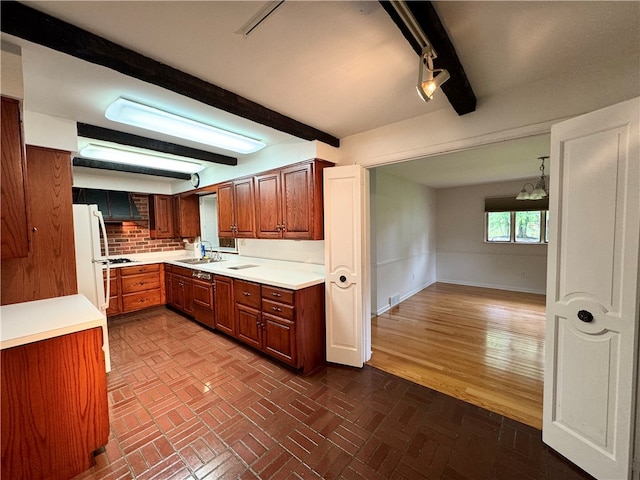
{"left": 368, "top": 282, "right": 545, "bottom": 429}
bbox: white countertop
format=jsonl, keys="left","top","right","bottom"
{"left": 106, "top": 252, "right": 325, "bottom": 290}
{"left": 0, "top": 294, "right": 107, "bottom": 350}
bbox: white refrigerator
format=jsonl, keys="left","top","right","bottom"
{"left": 73, "top": 204, "right": 112, "bottom": 372}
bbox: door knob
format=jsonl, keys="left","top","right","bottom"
{"left": 577, "top": 310, "right": 594, "bottom": 323}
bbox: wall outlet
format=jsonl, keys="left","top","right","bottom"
{"left": 239, "top": 239, "right": 246, "bottom": 247}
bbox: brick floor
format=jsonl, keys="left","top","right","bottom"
{"left": 73, "top": 307, "right": 594, "bottom": 480}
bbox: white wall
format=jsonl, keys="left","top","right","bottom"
{"left": 370, "top": 169, "right": 436, "bottom": 315}
{"left": 436, "top": 179, "right": 547, "bottom": 294}
{"left": 238, "top": 238, "right": 324, "bottom": 265}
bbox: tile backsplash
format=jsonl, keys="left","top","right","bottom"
{"left": 103, "top": 194, "right": 185, "bottom": 256}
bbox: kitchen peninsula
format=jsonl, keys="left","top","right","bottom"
{"left": 106, "top": 252, "right": 326, "bottom": 374}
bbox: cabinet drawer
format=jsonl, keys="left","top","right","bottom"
{"left": 121, "top": 273, "right": 160, "bottom": 294}
{"left": 122, "top": 289, "right": 162, "bottom": 312}
{"left": 262, "top": 299, "right": 295, "bottom": 321}
{"left": 120, "top": 263, "right": 160, "bottom": 276}
{"left": 262, "top": 285, "right": 294, "bottom": 305}
{"left": 233, "top": 280, "right": 261, "bottom": 309}
{"left": 170, "top": 265, "right": 192, "bottom": 277}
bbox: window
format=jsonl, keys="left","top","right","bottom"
{"left": 486, "top": 210, "right": 548, "bottom": 243}
{"left": 484, "top": 196, "right": 549, "bottom": 244}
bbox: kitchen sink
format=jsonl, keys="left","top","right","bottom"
{"left": 177, "top": 258, "right": 220, "bottom": 265}
{"left": 226, "top": 264, "right": 259, "bottom": 270}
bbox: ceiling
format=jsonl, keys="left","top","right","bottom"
{"left": 2, "top": 1, "right": 639, "bottom": 188}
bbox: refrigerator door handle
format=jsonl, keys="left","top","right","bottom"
{"left": 94, "top": 209, "right": 110, "bottom": 311}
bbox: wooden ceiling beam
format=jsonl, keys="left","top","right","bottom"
{"left": 1, "top": 1, "right": 340, "bottom": 148}
{"left": 379, "top": 1, "right": 476, "bottom": 116}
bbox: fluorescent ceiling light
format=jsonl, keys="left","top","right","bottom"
{"left": 79, "top": 144, "right": 204, "bottom": 174}
{"left": 105, "top": 98, "right": 266, "bottom": 154}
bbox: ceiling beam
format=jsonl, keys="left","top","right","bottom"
{"left": 379, "top": 1, "right": 476, "bottom": 116}
{"left": 1, "top": 1, "right": 340, "bottom": 148}
{"left": 77, "top": 123, "right": 238, "bottom": 166}
{"left": 73, "top": 158, "right": 191, "bottom": 180}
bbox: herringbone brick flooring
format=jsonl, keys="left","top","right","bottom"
{"left": 73, "top": 307, "right": 593, "bottom": 480}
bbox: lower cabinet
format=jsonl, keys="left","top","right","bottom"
{"left": 167, "top": 269, "right": 326, "bottom": 374}
{"left": 1, "top": 327, "right": 109, "bottom": 480}
{"left": 234, "top": 279, "right": 262, "bottom": 348}
{"left": 167, "top": 265, "right": 194, "bottom": 316}
{"left": 120, "top": 264, "right": 164, "bottom": 313}
{"left": 231, "top": 277, "right": 325, "bottom": 373}
{"left": 213, "top": 275, "right": 235, "bottom": 336}
{"left": 105, "top": 264, "right": 164, "bottom": 316}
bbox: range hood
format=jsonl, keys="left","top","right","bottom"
{"left": 72, "top": 188, "right": 143, "bottom": 223}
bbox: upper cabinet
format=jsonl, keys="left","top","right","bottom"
{"left": 1, "top": 96, "right": 29, "bottom": 259}
{"left": 1, "top": 145, "right": 77, "bottom": 304}
{"left": 255, "top": 159, "right": 333, "bottom": 240}
{"left": 174, "top": 194, "right": 200, "bottom": 238}
{"left": 148, "top": 194, "right": 175, "bottom": 239}
{"left": 217, "top": 177, "right": 256, "bottom": 239}
{"left": 149, "top": 193, "right": 199, "bottom": 239}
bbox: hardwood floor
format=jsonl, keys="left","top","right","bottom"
{"left": 368, "top": 282, "right": 545, "bottom": 429}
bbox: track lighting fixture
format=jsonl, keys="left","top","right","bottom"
{"left": 417, "top": 45, "right": 450, "bottom": 102}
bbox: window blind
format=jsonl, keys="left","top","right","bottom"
{"left": 484, "top": 196, "right": 549, "bottom": 212}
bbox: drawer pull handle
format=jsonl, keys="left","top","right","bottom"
{"left": 272, "top": 292, "right": 281, "bottom": 297}
{"left": 243, "top": 292, "right": 251, "bottom": 296}
{"left": 272, "top": 306, "right": 282, "bottom": 312}
{"left": 578, "top": 310, "right": 594, "bottom": 322}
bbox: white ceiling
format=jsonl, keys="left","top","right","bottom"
{"left": 3, "top": 1, "right": 639, "bottom": 188}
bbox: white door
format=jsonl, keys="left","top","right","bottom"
{"left": 543, "top": 97, "right": 640, "bottom": 479}
{"left": 324, "top": 165, "right": 371, "bottom": 367}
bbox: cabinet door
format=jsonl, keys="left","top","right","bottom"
{"left": 165, "top": 269, "right": 174, "bottom": 306}
{"left": 236, "top": 304, "right": 262, "bottom": 349}
{"left": 281, "top": 162, "right": 313, "bottom": 239}
{"left": 262, "top": 312, "right": 297, "bottom": 367}
{"left": 233, "top": 178, "right": 256, "bottom": 238}
{"left": 172, "top": 273, "right": 185, "bottom": 311}
{"left": 217, "top": 182, "right": 235, "bottom": 238}
{"left": 1, "top": 97, "right": 29, "bottom": 259}
{"left": 175, "top": 195, "right": 200, "bottom": 238}
{"left": 214, "top": 276, "right": 235, "bottom": 336}
{"left": 1, "top": 146, "right": 77, "bottom": 305}
{"left": 255, "top": 172, "right": 282, "bottom": 239}
{"left": 183, "top": 276, "right": 194, "bottom": 316}
{"left": 149, "top": 194, "right": 174, "bottom": 238}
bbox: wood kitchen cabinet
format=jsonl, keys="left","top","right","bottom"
{"left": 234, "top": 279, "right": 262, "bottom": 349}
{"left": 213, "top": 275, "right": 235, "bottom": 336}
{"left": 120, "top": 264, "right": 164, "bottom": 313}
{"left": 174, "top": 194, "right": 200, "bottom": 238}
{"left": 1, "top": 145, "right": 77, "bottom": 305}
{"left": 150, "top": 194, "right": 199, "bottom": 239}
{"left": 254, "top": 159, "right": 334, "bottom": 240}
{"left": 168, "top": 265, "right": 194, "bottom": 316}
{"left": 216, "top": 177, "right": 256, "bottom": 238}
{"left": 1, "top": 96, "right": 29, "bottom": 260}
{"left": 148, "top": 194, "right": 175, "bottom": 239}
{"left": 1, "top": 327, "right": 109, "bottom": 480}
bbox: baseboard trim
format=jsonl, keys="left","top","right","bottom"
{"left": 437, "top": 279, "right": 546, "bottom": 295}
{"left": 375, "top": 280, "right": 436, "bottom": 316}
